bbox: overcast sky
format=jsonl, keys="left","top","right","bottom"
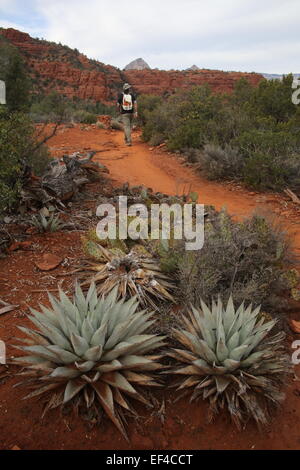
{"left": 0, "top": 0, "right": 299, "bottom": 73}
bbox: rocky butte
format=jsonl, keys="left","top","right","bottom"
{"left": 124, "top": 58, "right": 150, "bottom": 71}
{"left": 0, "top": 28, "right": 264, "bottom": 103}
{"left": 187, "top": 65, "right": 200, "bottom": 71}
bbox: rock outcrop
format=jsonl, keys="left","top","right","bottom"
{"left": 123, "top": 68, "right": 263, "bottom": 96}
{"left": 124, "top": 58, "right": 150, "bottom": 71}
{"left": 187, "top": 65, "right": 200, "bottom": 71}
{"left": 0, "top": 27, "right": 123, "bottom": 103}
{"left": 0, "top": 28, "right": 264, "bottom": 103}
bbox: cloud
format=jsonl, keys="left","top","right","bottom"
{"left": 1, "top": 0, "right": 299, "bottom": 72}
{"left": 0, "top": 0, "right": 46, "bottom": 36}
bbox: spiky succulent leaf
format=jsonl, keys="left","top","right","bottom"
{"left": 170, "top": 296, "right": 291, "bottom": 429}
{"left": 13, "top": 284, "right": 165, "bottom": 441}
{"left": 31, "top": 213, "right": 65, "bottom": 233}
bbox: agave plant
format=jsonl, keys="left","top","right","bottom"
{"left": 13, "top": 284, "right": 165, "bottom": 440}
{"left": 77, "top": 241, "right": 175, "bottom": 309}
{"left": 31, "top": 213, "right": 65, "bottom": 233}
{"left": 169, "top": 297, "right": 291, "bottom": 429}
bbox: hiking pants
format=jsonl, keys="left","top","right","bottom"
{"left": 122, "top": 113, "right": 133, "bottom": 144}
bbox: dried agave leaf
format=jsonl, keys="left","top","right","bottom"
{"left": 78, "top": 245, "right": 175, "bottom": 309}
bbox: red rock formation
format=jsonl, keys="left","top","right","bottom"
{"left": 0, "top": 28, "right": 122, "bottom": 103}
{"left": 123, "top": 69, "right": 263, "bottom": 96}
{"left": 0, "top": 28, "right": 264, "bottom": 103}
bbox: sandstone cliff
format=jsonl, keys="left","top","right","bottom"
{"left": 0, "top": 28, "right": 264, "bottom": 103}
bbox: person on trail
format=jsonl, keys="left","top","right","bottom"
{"left": 117, "top": 83, "right": 138, "bottom": 146}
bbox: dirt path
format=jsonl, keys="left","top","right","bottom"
{"left": 1, "top": 125, "right": 300, "bottom": 450}
{"left": 51, "top": 125, "right": 300, "bottom": 248}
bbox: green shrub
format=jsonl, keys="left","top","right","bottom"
{"left": 0, "top": 112, "right": 50, "bottom": 213}
{"left": 137, "top": 94, "right": 163, "bottom": 126}
{"left": 30, "top": 92, "right": 116, "bottom": 123}
{"left": 253, "top": 74, "right": 297, "bottom": 122}
{"left": 140, "top": 77, "right": 300, "bottom": 191}
{"left": 0, "top": 36, "right": 31, "bottom": 113}
{"left": 73, "top": 110, "right": 97, "bottom": 124}
{"left": 235, "top": 129, "right": 300, "bottom": 190}
{"left": 30, "top": 91, "right": 71, "bottom": 122}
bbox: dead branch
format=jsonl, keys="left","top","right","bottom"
{"left": 284, "top": 188, "right": 300, "bottom": 204}
{"left": 20, "top": 151, "right": 109, "bottom": 208}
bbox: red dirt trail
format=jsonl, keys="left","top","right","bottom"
{"left": 50, "top": 125, "right": 300, "bottom": 243}
{"left": 1, "top": 125, "right": 300, "bottom": 450}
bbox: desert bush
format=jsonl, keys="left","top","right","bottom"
{"left": 199, "top": 144, "right": 244, "bottom": 180}
{"left": 149, "top": 133, "right": 165, "bottom": 146}
{"left": 140, "top": 76, "right": 300, "bottom": 190}
{"left": 253, "top": 74, "right": 297, "bottom": 122}
{"left": 137, "top": 94, "right": 163, "bottom": 126}
{"left": 30, "top": 91, "right": 71, "bottom": 122}
{"left": 174, "top": 209, "right": 293, "bottom": 312}
{"left": 182, "top": 147, "right": 202, "bottom": 164}
{"left": 30, "top": 92, "right": 115, "bottom": 123}
{"left": 141, "top": 85, "right": 226, "bottom": 149}
{"left": 27, "top": 144, "right": 50, "bottom": 177}
{"left": 0, "top": 36, "right": 31, "bottom": 113}
{"left": 0, "top": 113, "right": 50, "bottom": 213}
{"left": 235, "top": 129, "right": 300, "bottom": 190}
{"left": 72, "top": 110, "right": 97, "bottom": 124}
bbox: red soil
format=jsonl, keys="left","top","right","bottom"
{"left": 1, "top": 125, "right": 300, "bottom": 450}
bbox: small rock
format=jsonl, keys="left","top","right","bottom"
{"left": 9, "top": 241, "right": 33, "bottom": 252}
{"left": 290, "top": 319, "right": 300, "bottom": 334}
{"left": 4, "top": 217, "right": 12, "bottom": 224}
{"left": 35, "top": 254, "right": 63, "bottom": 271}
{"left": 11, "top": 445, "right": 21, "bottom": 450}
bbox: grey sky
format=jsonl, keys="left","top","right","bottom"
{"left": 0, "top": 0, "right": 299, "bottom": 73}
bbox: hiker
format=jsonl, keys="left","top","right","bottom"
{"left": 117, "top": 83, "right": 138, "bottom": 146}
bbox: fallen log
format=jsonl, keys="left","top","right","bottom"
{"left": 20, "top": 151, "right": 109, "bottom": 208}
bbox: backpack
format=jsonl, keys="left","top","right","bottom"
{"left": 122, "top": 93, "right": 133, "bottom": 111}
